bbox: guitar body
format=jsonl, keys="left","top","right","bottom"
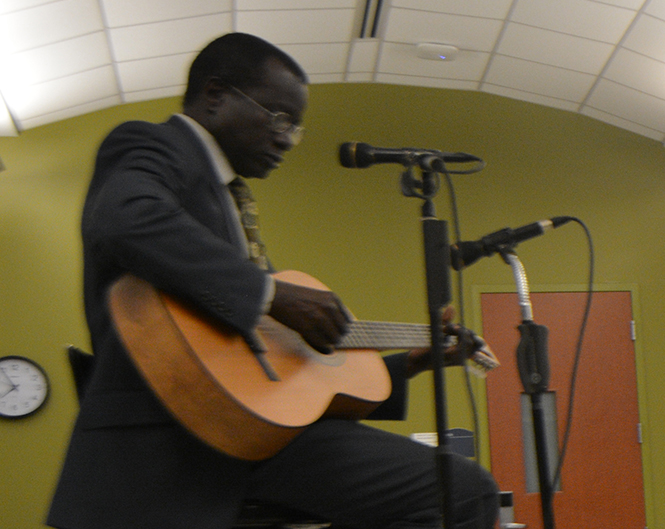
{"left": 108, "top": 270, "right": 391, "bottom": 461}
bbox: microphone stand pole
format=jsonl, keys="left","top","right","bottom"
{"left": 401, "top": 167, "right": 454, "bottom": 527}
{"left": 502, "top": 250, "right": 555, "bottom": 529}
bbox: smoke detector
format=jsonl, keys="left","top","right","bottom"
{"left": 416, "top": 43, "right": 458, "bottom": 61}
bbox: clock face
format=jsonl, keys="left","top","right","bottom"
{"left": 0, "top": 356, "right": 49, "bottom": 418}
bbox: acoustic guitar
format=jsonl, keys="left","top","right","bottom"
{"left": 108, "top": 270, "right": 498, "bottom": 460}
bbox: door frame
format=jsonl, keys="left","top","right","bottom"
{"left": 468, "top": 281, "right": 653, "bottom": 525}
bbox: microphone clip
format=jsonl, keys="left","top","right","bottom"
{"left": 399, "top": 165, "right": 441, "bottom": 201}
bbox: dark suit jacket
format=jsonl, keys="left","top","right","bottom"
{"left": 47, "top": 116, "right": 410, "bottom": 529}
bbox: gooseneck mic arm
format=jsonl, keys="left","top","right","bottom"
{"left": 503, "top": 251, "right": 555, "bottom": 529}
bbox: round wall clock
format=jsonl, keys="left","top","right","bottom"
{"left": 0, "top": 355, "right": 49, "bottom": 418}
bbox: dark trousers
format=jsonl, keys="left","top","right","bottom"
{"left": 246, "top": 419, "right": 499, "bottom": 529}
{"left": 48, "top": 418, "right": 498, "bottom": 529}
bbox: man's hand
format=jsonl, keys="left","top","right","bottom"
{"left": 269, "top": 279, "right": 351, "bottom": 355}
{"left": 405, "top": 307, "right": 489, "bottom": 378}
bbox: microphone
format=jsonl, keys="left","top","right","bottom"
{"left": 339, "top": 142, "right": 480, "bottom": 169}
{"left": 450, "top": 216, "right": 574, "bottom": 270}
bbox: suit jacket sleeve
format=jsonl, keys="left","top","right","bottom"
{"left": 365, "top": 353, "right": 410, "bottom": 421}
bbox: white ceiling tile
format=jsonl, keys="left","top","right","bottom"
{"left": 581, "top": 105, "right": 664, "bottom": 140}
{"left": 15, "top": 66, "right": 119, "bottom": 121}
{"left": 588, "top": 0, "right": 643, "bottom": 9}
{"left": 585, "top": 79, "right": 665, "bottom": 132}
{"left": 645, "top": 0, "right": 665, "bottom": 20}
{"left": 0, "top": 0, "right": 103, "bottom": 52}
{"left": 279, "top": 43, "right": 349, "bottom": 75}
{"left": 11, "top": 32, "right": 111, "bottom": 85}
{"left": 123, "top": 86, "right": 183, "bottom": 103}
{"left": 484, "top": 55, "right": 596, "bottom": 101}
{"left": 20, "top": 95, "right": 122, "bottom": 130}
{"left": 482, "top": 84, "right": 581, "bottom": 112}
{"left": 0, "top": 0, "right": 54, "bottom": 16}
{"left": 109, "top": 14, "right": 233, "bottom": 61}
{"left": 101, "top": 0, "right": 232, "bottom": 28}
{"left": 1, "top": 0, "right": 664, "bottom": 140}
{"left": 0, "top": 96, "right": 18, "bottom": 136}
{"left": 603, "top": 49, "right": 665, "bottom": 100}
{"left": 236, "top": 8, "right": 356, "bottom": 43}
{"left": 347, "top": 39, "right": 380, "bottom": 73}
{"left": 384, "top": 8, "right": 504, "bottom": 51}
{"left": 511, "top": 0, "right": 636, "bottom": 42}
{"left": 237, "top": 0, "right": 356, "bottom": 9}
{"left": 378, "top": 42, "right": 489, "bottom": 80}
{"left": 623, "top": 14, "right": 665, "bottom": 62}
{"left": 306, "top": 72, "right": 345, "bottom": 83}
{"left": 498, "top": 23, "right": 614, "bottom": 74}
{"left": 117, "top": 54, "right": 193, "bottom": 93}
{"left": 390, "top": 0, "right": 514, "bottom": 19}
{"left": 374, "top": 73, "right": 479, "bottom": 91}
{"left": 345, "top": 72, "right": 374, "bottom": 82}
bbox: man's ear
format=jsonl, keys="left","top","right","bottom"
{"left": 202, "top": 77, "right": 229, "bottom": 110}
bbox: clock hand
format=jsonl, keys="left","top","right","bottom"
{"left": 0, "top": 382, "right": 19, "bottom": 399}
{"left": 0, "top": 366, "right": 14, "bottom": 385}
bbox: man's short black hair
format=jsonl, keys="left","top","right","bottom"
{"left": 183, "top": 33, "right": 308, "bottom": 106}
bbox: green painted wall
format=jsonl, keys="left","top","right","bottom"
{"left": 1, "top": 84, "right": 663, "bottom": 528}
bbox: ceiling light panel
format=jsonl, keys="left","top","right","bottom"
{"left": 385, "top": 9, "right": 503, "bottom": 51}
{"left": 379, "top": 42, "right": 487, "bottom": 80}
{"left": 101, "top": 0, "right": 232, "bottom": 27}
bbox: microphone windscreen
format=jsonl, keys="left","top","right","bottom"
{"left": 339, "top": 142, "right": 375, "bottom": 168}
{"left": 339, "top": 142, "right": 359, "bottom": 168}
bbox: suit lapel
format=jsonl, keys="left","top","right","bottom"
{"left": 166, "top": 116, "right": 249, "bottom": 256}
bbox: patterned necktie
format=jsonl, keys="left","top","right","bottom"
{"left": 227, "top": 177, "right": 269, "bottom": 270}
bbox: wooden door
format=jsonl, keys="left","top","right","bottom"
{"left": 481, "top": 291, "right": 645, "bottom": 529}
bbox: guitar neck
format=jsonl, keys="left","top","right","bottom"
{"left": 338, "top": 321, "right": 431, "bottom": 350}
{"left": 337, "top": 320, "right": 500, "bottom": 374}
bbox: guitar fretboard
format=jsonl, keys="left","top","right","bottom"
{"left": 337, "top": 320, "right": 499, "bottom": 373}
{"left": 338, "top": 321, "right": 432, "bottom": 350}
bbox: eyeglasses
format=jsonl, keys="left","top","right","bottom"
{"left": 228, "top": 85, "right": 304, "bottom": 145}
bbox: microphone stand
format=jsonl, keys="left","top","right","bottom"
{"left": 501, "top": 250, "right": 555, "bottom": 529}
{"left": 400, "top": 166, "right": 455, "bottom": 527}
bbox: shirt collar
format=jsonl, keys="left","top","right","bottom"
{"left": 175, "top": 113, "right": 236, "bottom": 185}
